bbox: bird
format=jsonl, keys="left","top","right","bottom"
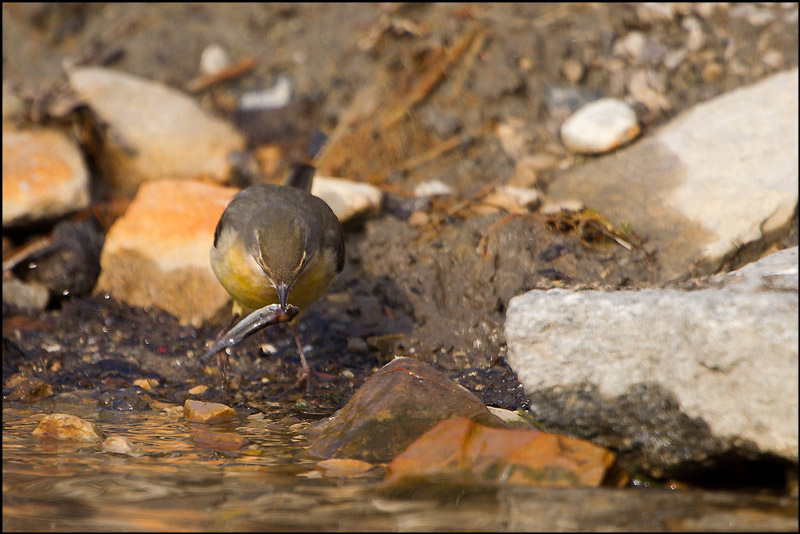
{"left": 209, "top": 162, "right": 344, "bottom": 389}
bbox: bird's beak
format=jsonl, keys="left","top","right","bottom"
{"left": 277, "top": 282, "right": 291, "bottom": 311}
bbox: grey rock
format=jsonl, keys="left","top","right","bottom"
{"left": 2, "top": 277, "right": 50, "bottom": 315}
{"left": 504, "top": 247, "right": 799, "bottom": 477}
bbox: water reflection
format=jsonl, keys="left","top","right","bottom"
{"left": 3, "top": 398, "right": 798, "bottom": 531}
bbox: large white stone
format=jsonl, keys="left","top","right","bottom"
{"left": 548, "top": 68, "right": 799, "bottom": 282}
{"left": 504, "top": 247, "right": 799, "bottom": 475}
{"left": 67, "top": 67, "right": 245, "bottom": 194}
{"left": 311, "top": 176, "right": 382, "bottom": 223}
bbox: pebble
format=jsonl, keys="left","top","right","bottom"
{"left": 561, "top": 58, "right": 584, "bottom": 84}
{"left": 762, "top": 49, "right": 784, "bottom": 70}
{"left": 311, "top": 176, "right": 383, "bottom": 223}
{"left": 239, "top": 75, "right": 293, "bottom": 111}
{"left": 501, "top": 186, "right": 540, "bottom": 211}
{"left": 32, "top": 413, "right": 104, "bottom": 442}
{"left": 681, "top": 17, "right": 705, "bottom": 52}
{"left": 187, "top": 385, "right": 208, "bottom": 395}
{"left": 189, "top": 428, "right": 249, "bottom": 450}
{"left": 3, "top": 373, "right": 54, "bottom": 402}
{"left": 2, "top": 278, "right": 50, "bottom": 315}
{"left": 408, "top": 210, "right": 430, "bottom": 228}
{"left": 560, "top": 98, "right": 641, "bottom": 155}
{"left": 347, "top": 337, "right": 370, "bottom": 354}
{"left": 315, "top": 458, "right": 375, "bottom": 478}
{"left": 730, "top": 3, "right": 776, "bottom": 26}
{"left": 636, "top": 3, "right": 675, "bottom": 23}
{"left": 184, "top": 399, "right": 238, "bottom": 424}
{"left": 102, "top": 436, "right": 144, "bottom": 457}
{"left": 664, "top": 49, "right": 688, "bottom": 70}
{"left": 701, "top": 62, "right": 724, "bottom": 83}
{"left": 199, "top": 43, "right": 233, "bottom": 76}
{"left": 612, "top": 31, "right": 646, "bottom": 61}
{"left": 495, "top": 118, "right": 528, "bottom": 160}
{"left": 413, "top": 179, "right": 454, "bottom": 197}
{"left": 627, "top": 70, "right": 671, "bottom": 112}
{"left": 540, "top": 199, "right": 584, "bottom": 215}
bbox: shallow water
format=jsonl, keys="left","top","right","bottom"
{"left": 3, "top": 395, "right": 797, "bottom": 532}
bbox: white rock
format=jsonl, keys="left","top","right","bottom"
{"left": 500, "top": 186, "right": 540, "bottom": 210}
{"left": 67, "top": 66, "right": 245, "bottom": 194}
{"left": 539, "top": 199, "right": 584, "bottom": 215}
{"left": 560, "top": 98, "right": 641, "bottom": 155}
{"left": 505, "top": 246, "right": 799, "bottom": 475}
{"left": 413, "top": 179, "right": 454, "bottom": 197}
{"left": 102, "top": 436, "right": 144, "bottom": 457}
{"left": 637, "top": 3, "right": 675, "bottom": 23}
{"left": 239, "top": 75, "right": 293, "bottom": 111}
{"left": 657, "top": 68, "right": 798, "bottom": 261}
{"left": 730, "top": 4, "right": 777, "bottom": 26}
{"left": 311, "top": 176, "right": 382, "bottom": 223}
{"left": 612, "top": 31, "right": 646, "bottom": 61}
{"left": 627, "top": 69, "right": 671, "bottom": 112}
{"left": 2, "top": 277, "right": 50, "bottom": 313}
{"left": 199, "top": 43, "right": 233, "bottom": 76}
{"left": 681, "top": 17, "right": 705, "bottom": 52}
{"left": 548, "top": 68, "right": 799, "bottom": 282}
{"left": 495, "top": 118, "right": 528, "bottom": 160}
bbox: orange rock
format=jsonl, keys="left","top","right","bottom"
{"left": 385, "top": 417, "right": 627, "bottom": 488}
{"left": 2, "top": 126, "right": 89, "bottom": 226}
{"left": 94, "top": 179, "right": 238, "bottom": 326}
{"left": 32, "top": 413, "right": 104, "bottom": 442}
{"left": 183, "top": 399, "right": 238, "bottom": 424}
{"left": 315, "top": 458, "right": 376, "bottom": 478}
{"left": 189, "top": 428, "right": 249, "bottom": 450}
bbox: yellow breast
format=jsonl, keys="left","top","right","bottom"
{"left": 210, "top": 230, "right": 339, "bottom": 315}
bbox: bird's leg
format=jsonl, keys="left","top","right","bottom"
{"left": 211, "top": 311, "right": 239, "bottom": 388}
{"left": 216, "top": 350, "right": 230, "bottom": 388}
{"left": 290, "top": 324, "right": 312, "bottom": 392}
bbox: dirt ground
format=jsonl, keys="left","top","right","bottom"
{"left": 3, "top": 3, "right": 798, "bottom": 411}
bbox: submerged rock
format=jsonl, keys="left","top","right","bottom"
{"left": 32, "top": 413, "right": 104, "bottom": 442}
{"left": 384, "top": 417, "right": 627, "bottom": 489}
{"left": 307, "top": 357, "right": 504, "bottom": 463}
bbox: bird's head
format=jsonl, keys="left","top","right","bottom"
{"left": 255, "top": 215, "right": 311, "bottom": 310}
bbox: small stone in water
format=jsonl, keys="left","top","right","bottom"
{"left": 32, "top": 413, "right": 104, "bottom": 442}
